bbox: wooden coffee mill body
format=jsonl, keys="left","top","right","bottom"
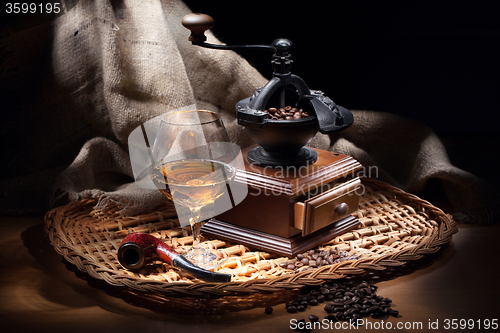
{"left": 203, "top": 147, "right": 361, "bottom": 257}
{"left": 182, "top": 14, "right": 362, "bottom": 256}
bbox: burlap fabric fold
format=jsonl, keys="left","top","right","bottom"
{"left": 1, "top": 0, "right": 497, "bottom": 224}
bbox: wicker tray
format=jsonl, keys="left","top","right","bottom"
{"left": 44, "top": 178, "right": 457, "bottom": 298}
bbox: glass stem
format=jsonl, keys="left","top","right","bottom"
{"left": 189, "top": 206, "right": 202, "bottom": 249}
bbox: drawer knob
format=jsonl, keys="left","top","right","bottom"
{"left": 334, "top": 202, "right": 349, "bottom": 216}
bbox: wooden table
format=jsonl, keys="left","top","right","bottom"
{"left": 1, "top": 212, "right": 499, "bottom": 333}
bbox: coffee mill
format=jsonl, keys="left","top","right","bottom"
{"left": 181, "top": 14, "right": 362, "bottom": 257}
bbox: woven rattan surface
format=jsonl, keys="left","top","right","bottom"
{"left": 44, "top": 178, "right": 457, "bottom": 297}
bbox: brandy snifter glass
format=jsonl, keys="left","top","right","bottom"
{"left": 150, "top": 110, "right": 236, "bottom": 269}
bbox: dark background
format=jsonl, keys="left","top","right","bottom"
{"left": 2, "top": 1, "right": 499, "bottom": 188}
{"left": 185, "top": 1, "right": 499, "bottom": 137}
{"left": 185, "top": 1, "right": 500, "bottom": 188}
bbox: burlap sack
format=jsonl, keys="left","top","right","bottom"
{"left": 1, "top": 0, "right": 497, "bottom": 224}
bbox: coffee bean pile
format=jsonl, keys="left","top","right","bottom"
{"left": 281, "top": 280, "right": 399, "bottom": 327}
{"left": 264, "top": 106, "right": 310, "bottom": 120}
{"left": 280, "top": 248, "right": 362, "bottom": 273}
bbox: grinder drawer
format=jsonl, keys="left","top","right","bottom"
{"left": 294, "top": 178, "right": 361, "bottom": 236}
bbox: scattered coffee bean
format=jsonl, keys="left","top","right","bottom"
{"left": 320, "top": 288, "right": 330, "bottom": 295}
{"left": 308, "top": 314, "right": 319, "bottom": 322}
{"left": 264, "top": 307, "right": 273, "bottom": 314}
{"left": 333, "top": 298, "right": 344, "bottom": 306}
{"left": 284, "top": 247, "right": 362, "bottom": 272}
{"left": 283, "top": 280, "right": 400, "bottom": 325}
{"left": 324, "top": 313, "right": 338, "bottom": 322}
{"left": 308, "top": 299, "right": 318, "bottom": 306}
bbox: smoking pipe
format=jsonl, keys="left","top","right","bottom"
{"left": 117, "top": 233, "right": 231, "bottom": 283}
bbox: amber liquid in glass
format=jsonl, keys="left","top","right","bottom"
{"left": 151, "top": 159, "right": 235, "bottom": 209}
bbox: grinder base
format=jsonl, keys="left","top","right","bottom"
{"left": 202, "top": 145, "right": 362, "bottom": 257}
{"left": 202, "top": 215, "right": 359, "bottom": 257}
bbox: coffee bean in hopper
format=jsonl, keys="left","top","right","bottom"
{"left": 264, "top": 106, "right": 310, "bottom": 120}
